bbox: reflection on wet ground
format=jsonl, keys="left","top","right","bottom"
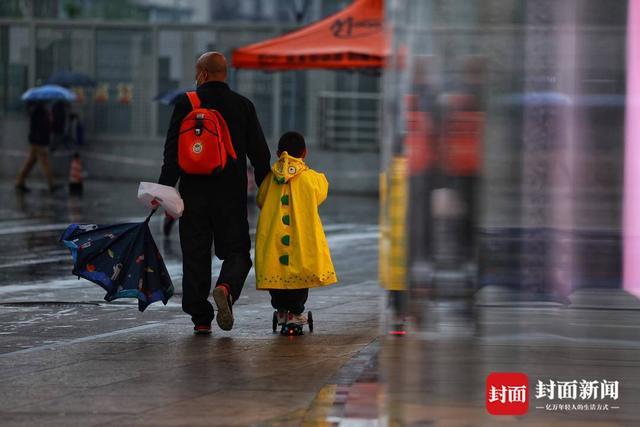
{"left": 2, "top": 181, "right": 640, "bottom": 425}
{"left": 0, "top": 180, "right": 384, "bottom": 426}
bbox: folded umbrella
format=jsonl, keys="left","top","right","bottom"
{"left": 60, "top": 210, "right": 174, "bottom": 312}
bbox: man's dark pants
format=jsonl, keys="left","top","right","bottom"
{"left": 179, "top": 182, "right": 252, "bottom": 327}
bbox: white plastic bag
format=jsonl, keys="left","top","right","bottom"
{"left": 137, "top": 182, "right": 184, "bottom": 218}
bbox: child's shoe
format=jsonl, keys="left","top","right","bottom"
{"left": 277, "top": 311, "right": 288, "bottom": 325}
{"left": 272, "top": 310, "right": 288, "bottom": 332}
{"left": 280, "top": 312, "right": 307, "bottom": 336}
{"left": 288, "top": 312, "right": 307, "bottom": 326}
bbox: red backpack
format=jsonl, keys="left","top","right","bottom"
{"left": 178, "top": 91, "right": 237, "bottom": 175}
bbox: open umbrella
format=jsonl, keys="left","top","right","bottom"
{"left": 60, "top": 210, "right": 174, "bottom": 311}
{"left": 153, "top": 87, "right": 194, "bottom": 105}
{"left": 22, "top": 84, "right": 76, "bottom": 102}
{"left": 46, "top": 70, "right": 96, "bottom": 87}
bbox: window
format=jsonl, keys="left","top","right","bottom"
{"left": 0, "top": 25, "right": 29, "bottom": 114}
{"left": 94, "top": 29, "right": 153, "bottom": 135}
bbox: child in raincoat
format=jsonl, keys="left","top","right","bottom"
{"left": 255, "top": 131, "right": 337, "bottom": 328}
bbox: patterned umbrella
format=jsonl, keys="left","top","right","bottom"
{"left": 60, "top": 210, "right": 174, "bottom": 312}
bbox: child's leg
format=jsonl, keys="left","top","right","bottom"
{"left": 16, "top": 146, "right": 38, "bottom": 187}
{"left": 286, "top": 289, "right": 309, "bottom": 315}
{"left": 269, "top": 289, "right": 309, "bottom": 314}
{"left": 269, "top": 290, "right": 288, "bottom": 312}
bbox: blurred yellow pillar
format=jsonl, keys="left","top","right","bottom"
{"left": 379, "top": 155, "right": 408, "bottom": 291}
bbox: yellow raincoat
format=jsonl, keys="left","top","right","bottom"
{"left": 255, "top": 152, "right": 337, "bottom": 290}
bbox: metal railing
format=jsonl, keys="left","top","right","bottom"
{"left": 0, "top": 18, "right": 292, "bottom": 142}
{"left": 317, "top": 91, "right": 380, "bottom": 151}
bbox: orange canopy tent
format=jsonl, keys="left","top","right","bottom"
{"left": 232, "top": 0, "right": 387, "bottom": 70}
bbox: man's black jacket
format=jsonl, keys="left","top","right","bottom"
{"left": 158, "top": 81, "right": 271, "bottom": 194}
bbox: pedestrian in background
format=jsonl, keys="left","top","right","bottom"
{"left": 69, "top": 113, "right": 85, "bottom": 148}
{"left": 15, "top": 102, "right": 58, "bottom": 193}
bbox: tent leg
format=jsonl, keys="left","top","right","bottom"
{"left": 273, "top": 72, "right": 282, "bottom": 143}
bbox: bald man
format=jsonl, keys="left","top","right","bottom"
{"left": 159, "top": 52, "right": 271, "bottom": 334}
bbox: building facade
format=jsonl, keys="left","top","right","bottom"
{"left": 0, "top": 0, "right": 380, "bottom": 193}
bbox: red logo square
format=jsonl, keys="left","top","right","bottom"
{"left": 486, "top": 372, "right": 529, "bottom": 415}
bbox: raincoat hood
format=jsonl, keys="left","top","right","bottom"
{"left": 272, "top": 152, "right": 308, "bottom": 184}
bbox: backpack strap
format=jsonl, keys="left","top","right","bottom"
{"left": 186, "top": 91, "right": 200, "bottom": 109}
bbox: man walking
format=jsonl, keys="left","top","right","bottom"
{"left": 15, "top": 102, "right": 57, "bottom": 193}
{"left": 158, "top": 52, "right": 271, "bottom": 334}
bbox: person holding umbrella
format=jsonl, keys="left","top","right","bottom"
{"left": 16, "top": 85, "right": 75, "bottom": 193}
{"left": 15, "top": 101, "right": 57, "bottom": 193}
{"left": 158, "top": 52, "right": 271, "bottom": 334}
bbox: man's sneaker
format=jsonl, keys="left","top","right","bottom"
{"left": 287, "top": 312, "right": 307, "bottom": 326}
{"left": 193, "top": 325, "right": 212, "bottom": 335}
{"left": 213, "top": 285, "right": 234, "bottom": 331}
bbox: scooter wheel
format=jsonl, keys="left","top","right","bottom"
{"left": 281, "top": 324, "right": 304, "bottom": 336}
{"left": 272, "top": 311, "right": 278, "bottom": 333}
{"left": 308, "top": 311, "right": 313, "bottom": 333}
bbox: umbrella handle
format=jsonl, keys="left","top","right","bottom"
{"left": 145, "top": 208, "right": 158, "bottom": 223}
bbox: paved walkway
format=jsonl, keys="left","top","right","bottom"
{"left": 2, "top": 181, "right": 640, "bottom": 426}
{"left": 0, "top": 181, "right": 382, "bottom": 426}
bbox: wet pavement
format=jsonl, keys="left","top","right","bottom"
{"left": 0, "top": 180, "right": 382, "bottom": 426}
{"left": 2, "top": 181, "right": 640, "bottom": 426}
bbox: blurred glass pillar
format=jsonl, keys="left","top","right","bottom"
{"left": 568, "top": 2, "right": 626, "bottom": 302}
{"left": 382, "top": 0, "right": 631, "bottom": 327}
{"left": 518, "top": 0, "right": 579, "bottom": 301}
{"left": 624, "top": 0, "right": 640, "bottom": 298}
{"left": 379, "top": 0, "right": 418, "bottom": 332}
